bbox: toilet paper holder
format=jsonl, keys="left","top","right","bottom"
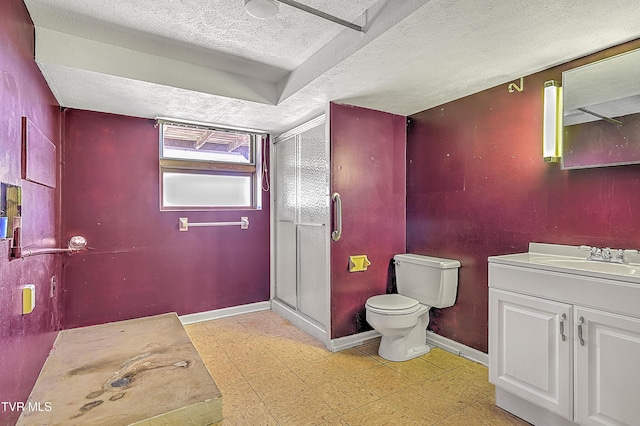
{"left": 349, "top": 255, "right": 371, "bottom": 272}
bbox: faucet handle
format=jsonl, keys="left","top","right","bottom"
{"left": 579, "top": 245, "right": 596, "bottom": 258}
{"left": 612, "top": 249, "right": 637, "bottom": 264}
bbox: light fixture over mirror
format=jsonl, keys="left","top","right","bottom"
{"left": 543, "top": 80, "right": 562, "bottom": 163}
{"left": 244, "top": 0, "right": 279, "bottom": 19}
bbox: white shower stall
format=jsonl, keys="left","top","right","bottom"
{"left": 271, "top": 115, "right": 331, "bottom": 345}
{"left": 270, "top": 104, "right": 407, "bottom": 351}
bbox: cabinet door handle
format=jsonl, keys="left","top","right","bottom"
{"left": 578, "top": 316, "right": 585, "bottom": 346}
{"left": 559, "top": 313, "right": 567, "bottom": 342}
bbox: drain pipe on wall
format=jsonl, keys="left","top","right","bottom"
{"left": 11, "top": 222, "right": 88, "bottom": 258}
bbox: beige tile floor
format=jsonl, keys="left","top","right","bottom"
{"left": 184, "top": 310, "right": 529, "bottom": 426}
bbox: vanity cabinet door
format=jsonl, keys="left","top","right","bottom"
{"left": 575, "top": 307, "right": 640, "bottom": 426}
{"left": 489, "top": 289, "right": 573, "bottom": 419}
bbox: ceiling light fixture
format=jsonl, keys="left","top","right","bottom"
{"left": 244, "top": 0, "right": 364, "bottom": 32}
{"left": 244, "top": 0, "right": 279, "bottom": 20}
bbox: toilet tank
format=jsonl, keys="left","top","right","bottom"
{"left": 393, "top": 254, "right": 461, "bottom": 308}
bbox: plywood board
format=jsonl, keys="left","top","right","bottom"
{"left": 17, "top": 313, "right": 222, "bottom": 425}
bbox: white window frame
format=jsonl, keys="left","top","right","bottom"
{"left": 158, "top": 119, "right": 264, "bottom": 211}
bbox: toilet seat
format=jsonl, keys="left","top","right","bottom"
{"left": 365, "top": 294, "right": 420, "bottom": 315}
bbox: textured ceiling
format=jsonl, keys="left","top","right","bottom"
{"left": 24, "top": 0, "right": 379, "bottom": 73}
{"left": 23, "top": 0, "right": 640, "bottom": 134}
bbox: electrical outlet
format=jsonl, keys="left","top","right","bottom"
{"left": 50, "top": 276, "right": 56, "bottom": 298}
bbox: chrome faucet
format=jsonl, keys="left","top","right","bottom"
{"left": 586, "top": 246, "right": 604, "bottom": 261}
{"left": 581, "top": 245, "right": 638, "bottom": 264}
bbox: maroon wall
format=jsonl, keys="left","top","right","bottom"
{"left": 61, "top": 110, "right": 270, "bottom": 328}
{"left": 330, "top": 103, "right": 406, "bottom": 339}
{"left": 407, "top": 40, "right": 640, "bottom": 353}
{"left": 0, "top": 1, "right": 62, "bottom": 424}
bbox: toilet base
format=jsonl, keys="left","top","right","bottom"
{"left": 378, "top": 338, "right": 430, "bottom": 362}
{"left": 377, "top": 310, "right": 431, "bottom": 362}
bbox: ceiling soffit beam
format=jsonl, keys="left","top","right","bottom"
{"left": 35, "top": 27, "right": 279, "bottom": 106}
{"left": 278, "top": 0, "right": 364, "bottom": 32}
{"left": 276, "top": 0, "right": 430, "bottom": 103}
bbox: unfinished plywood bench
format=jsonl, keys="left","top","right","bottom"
{"left": 17, "top": 313, "right": 222, "bottom": 425}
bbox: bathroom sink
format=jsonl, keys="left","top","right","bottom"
{"left": 531, "top": 257, "right": 640, "bottom": 276}
{"left": 489, "top": 243, "right": 640, "bottom": 285}
{"left": 489, "top": 243, "right": 640, "bottom": 323}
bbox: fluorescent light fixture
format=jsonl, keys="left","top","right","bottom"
{"left": 245, "top": 0, "right": 279, "bottom": 19}
{"left": 543, "top": 80, "right": 562, "bottom": 163}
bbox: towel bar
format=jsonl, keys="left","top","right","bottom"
{"left": 179, "top": 217, "right": 249, "bottom": 231}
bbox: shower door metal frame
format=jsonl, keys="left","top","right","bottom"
{"left": 270, "top": 113, "right": 331, "bottom": 346}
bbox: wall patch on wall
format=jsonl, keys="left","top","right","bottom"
{"left": 22, "top": 117, "right": 56, "bottom": 188}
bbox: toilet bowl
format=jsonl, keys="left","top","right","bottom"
{"left": 365, "top": 294, "right": 431, "bottom": 361}
{"left": 365, "top": 254, "right": 460, "bottom": 362}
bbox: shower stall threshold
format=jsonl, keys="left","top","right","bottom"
{"left": 271, "top": 299, "right": 328, "bottom": 348}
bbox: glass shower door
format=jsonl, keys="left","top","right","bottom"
{"left": 296, "top": 123, "right": 328, "bottom": 325}
{"left": 274, "top": 117, "right": 329, "bottom": 328}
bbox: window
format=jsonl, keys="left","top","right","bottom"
{"left": 159, "top": 120, "right": 265, "bottom": 210}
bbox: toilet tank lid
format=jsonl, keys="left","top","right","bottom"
{"left": 394, "top": 253, "right": 461, "bottom": 269}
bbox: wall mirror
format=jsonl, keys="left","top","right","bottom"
{"left": 561, "top": 48, "right": 640, "bottom": 169}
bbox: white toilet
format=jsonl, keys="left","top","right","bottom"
{"left": 365, "top": 253, "right": 460, "bottom": 362}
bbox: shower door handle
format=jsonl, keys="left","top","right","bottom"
{"left": 331, "top": 192, "right": 342, "bottom": 241}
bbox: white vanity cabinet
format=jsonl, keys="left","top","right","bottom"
{"left": 574, "top": 307, "right": 640, "bottom": 426}
{"left": 489, "top": 244, "right": 640, "bottom": 426}
{"left": 489, "top": 289, "right": 573, "bottom": 419}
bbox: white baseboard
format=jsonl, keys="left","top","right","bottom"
{"left": 178, "top": 301, "right": 271, "bottom": 325}
{"left": 329, "top": 330, "right": 381, "bottom": 352}
{"left": 328, "top": 330, "right": 487, "bottom": 362}
{"left": 270, "top": 301, "right": 380, "bottom": 352}
{"left": 426, "top": 330, "right": 488, "bottom": 366}
{"left": 178, "top": 302, "right": 488, "bottom": 367}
